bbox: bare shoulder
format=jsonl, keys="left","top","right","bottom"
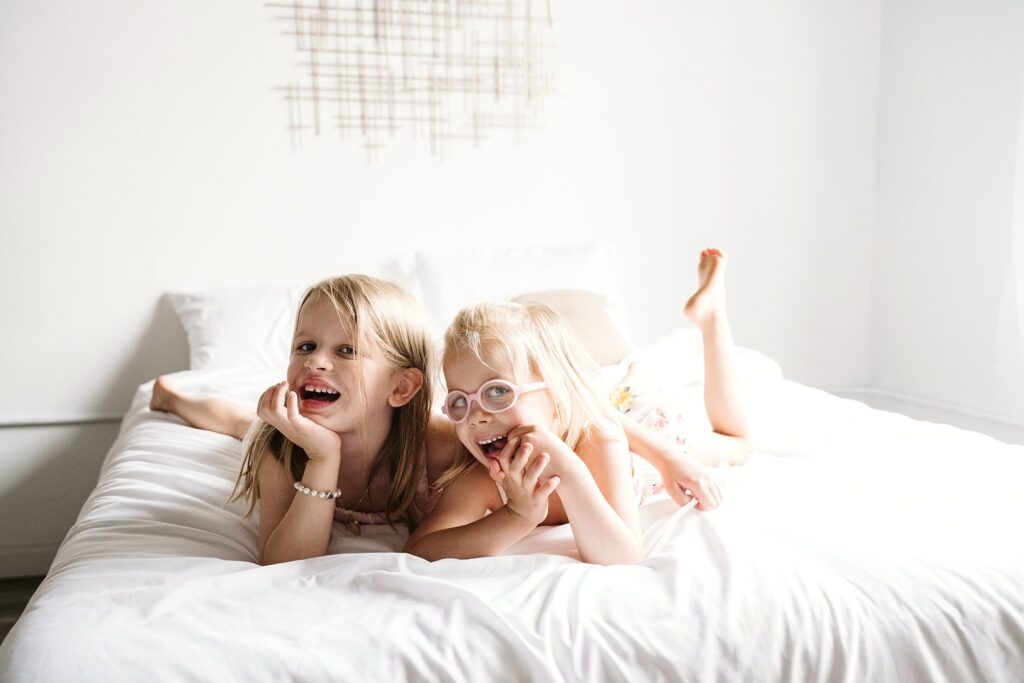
{"left": 424, "top": 413, "right": 461, "bottom": 482}
{"left": 577, "top": 418, "right": 629, "bottom": 462}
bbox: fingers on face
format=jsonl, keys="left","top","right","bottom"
{"left": 509, "top": 441, "right": 533, "bottom": 476}
{"left": 523, "top": 451, "right": 549, "bottom": 489}
{"left": 286, "top": 390, "right": 301, "bottom": 422}
{"left": 496, "top": 436, "right": 520, "bottom": 471}
{"left": 488, "top": 459, "right": 505, "bottom": 483}
{"left": 257, "top": 383, "right": 280, "bottom": 417}
{"left": 538, "top": 475, "right": 560, "bottom": 497}
{"left": 506, "top": 425, "right": 534, "bottom": 441}
{"left": 258, "top": 382, "right": 290, "bottom": 425}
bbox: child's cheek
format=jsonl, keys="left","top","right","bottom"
{"left": 456, "top": 428, "right": 484, "bottom": 464}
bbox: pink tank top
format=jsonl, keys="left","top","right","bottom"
{"left": 332, "top": 447, "right": 439, "bottom": 526}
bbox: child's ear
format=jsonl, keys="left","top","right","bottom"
{"left": 388, "top": 368, "right": 424, "bottom": 408}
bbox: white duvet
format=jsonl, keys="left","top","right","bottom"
{"left": 2, "top": 354, "right": 1023, "bottom": 682}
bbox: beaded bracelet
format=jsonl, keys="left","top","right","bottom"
{"left": 293, "top": 480, "right": 343, "bottom": 500}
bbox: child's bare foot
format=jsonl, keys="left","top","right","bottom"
{"left": 150, "top": 375, "right": 180, "bottom": 413}
{"left": 683, "top": 248, "right": 728, "bottom": 328}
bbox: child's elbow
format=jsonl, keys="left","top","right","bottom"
{"left": 401, "top": 539, "right": 424, "bottom": 558}
{"left": 736, "top": 433, "right": 757, "bottom": 462}
{"left": 584, "top": 540, "right": 643, "bottom": 566}
{"left": 725, "top": 438, "right": 752, "bottom": 465}
{"left": 402, "top": 538, "right": 445, "bottom": 562}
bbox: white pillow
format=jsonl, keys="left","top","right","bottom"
{"left": 167, "top": 283, "right": 306, "bottom": 371}
{"left": 168, "top": 255, "right": 421, "bottom": 371}
{"left": 611, "top": 326, "right": 785, "bottom": 389}
{"left": 414, "top": 243, "right": 631, "bottom": 342}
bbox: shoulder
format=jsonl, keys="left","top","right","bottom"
{"left": 575, "top": 419, "right": 631, "bottom": 471}
{"left": 424, "top": 413, "right": 461, "bottom": 482}
{"left": 578, "top": 418, "right": 628, "bottom": 454}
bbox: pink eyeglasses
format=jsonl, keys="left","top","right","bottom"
{"left": 442, "top": 379, "right": 548, "bottom": 423}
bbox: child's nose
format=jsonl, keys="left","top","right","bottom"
{"left": 467, "top": 400, "right": 491, "bottom": 425}
{"left": 304, "top": 351, "right": 332, "bottom": 371}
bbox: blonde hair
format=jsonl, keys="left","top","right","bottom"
{"left": 436, "top": 300, "right": 617, "bottom": 488}
{"left": 228, "top": 274, "right": 434, "bottom": 529}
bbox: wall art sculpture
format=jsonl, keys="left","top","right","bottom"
{"left": 269, "top": 1, "right": 556, "bottom": 160}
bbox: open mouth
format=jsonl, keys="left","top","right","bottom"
{"left": 477, "top": 435, "right": 509, "bottom": 459}
{"left": 300, "top": 385, "right": 340, "bottom": 404}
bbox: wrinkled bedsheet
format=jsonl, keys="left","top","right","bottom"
{"left": 2, "top": 366, "right": 1023, "bottom": 682}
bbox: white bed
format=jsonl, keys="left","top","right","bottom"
{"left": 2, "top": 249, "right": 1023, "bottom": 682}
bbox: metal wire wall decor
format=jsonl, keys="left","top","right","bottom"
{"left": 269, "top": 1, "right": 556, "bottom": 161}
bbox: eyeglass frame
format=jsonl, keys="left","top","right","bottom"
{"left": 441, "top": 379, "right": 549, "bottom": 423}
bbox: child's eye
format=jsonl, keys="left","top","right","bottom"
{"left": 296, "top": 342, "right": 315, "bottom": 353}
{"left": 485, "top": 385, "right": 511, "bottom": 399}
{"left": 338, "top": 345, "right": 357, "bottom": 357}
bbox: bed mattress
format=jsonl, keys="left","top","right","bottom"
{"left": 1, "top": 366, "right": 1022, "bottom": 682}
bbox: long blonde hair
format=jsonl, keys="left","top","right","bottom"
{"left": 229, "top": 275, "right": 434, "bottom": 529}
{"left": 436, "top": 300, "right": 617, "bottom": 488}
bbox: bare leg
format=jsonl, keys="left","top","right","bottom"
{"left": 150, "top": 376, "right": 256, "bottom": 440}
{"left": 683, "top": 248, "right": 752, "bottom": 439}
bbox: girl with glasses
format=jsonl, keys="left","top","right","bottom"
{"left": 405, "top": 248, "right": 751, "bottom": 565}
{"left": 403, "top": 297, "right": 648, "bottom": 564}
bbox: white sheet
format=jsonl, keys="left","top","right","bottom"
{"left": 2, "top": 367, "right": 1023, "bottom": 682}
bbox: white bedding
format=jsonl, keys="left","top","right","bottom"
{"left": 2, "top": 363, "right": 1023, "bottom": 682}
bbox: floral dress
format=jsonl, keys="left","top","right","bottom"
{"left": 608, "top": 381, "right": 690, "bottom": 504}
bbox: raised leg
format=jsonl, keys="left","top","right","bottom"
{"left": 683, "top": 248, "right": 752, "bottom": 439}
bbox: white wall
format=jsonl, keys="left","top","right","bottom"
{"left": 868, "top": 0, "right": 1024, "bottom": 433}
{"left": 0, "top": 0, "right": 882, "bottom": 575}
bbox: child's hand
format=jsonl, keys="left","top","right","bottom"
{"left": 488, "top": 438, "right": 559, "bottom": 526}
{"left": 256, "top": 381, "right": 342, "bottom": 462}
{"left": 656, "top": 452, "right": 722, "bottom": 510}
{"left": 504, "top": 424, "right": 583, "bottom": 481}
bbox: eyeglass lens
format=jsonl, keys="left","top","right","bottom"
{"left": 445, "top": 381, "right": 516, "bottom": 421}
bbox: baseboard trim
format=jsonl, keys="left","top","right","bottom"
{"left": 826, "top": 386, "right": 1024, "bottom": 429}
{"left": 0, "top": 543, "right": 58, "bottom": 579}
{"left": 826, "top": 385, "right": 1024, "bottom": 446}
{"left": 0, "top": 413, "right": 123, "bottom": 429}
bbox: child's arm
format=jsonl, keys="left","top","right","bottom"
{"left": 254, "top": 382, "right": 343, "bottom": 565}
{"left": 403, "top": 462, "right": 543, "bottom": 560}
{"left": 256, "top": 449, "right": 340, "bottom": 564}
{"left": 150, "top": 375, "right": 256, "bottom": 440}
{"left": 617, "top": 415, "right": 742, "bottom": 509}
{"left": 502, "top": 425, "right": 643, "bottom": 565}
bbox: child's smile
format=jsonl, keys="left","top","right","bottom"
{"left": 477, "top": 434, "right": 509, "bottom": 458}
{"left": 286, "top": 294, "right": 398, "bottom": 433}
{"left": 443, "top": 344, "right": 557, "bottom": 466}
{"left": 297, "top": 377, "right": 340, "bottom": 410}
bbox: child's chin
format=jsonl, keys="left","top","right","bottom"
{"left": 467, "top": 448, "right": 492, "bottom": 466}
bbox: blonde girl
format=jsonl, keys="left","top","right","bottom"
{"left": 403, "top": 299, "right": 651, "bottom": 564}
{"left": 404, "top": 248, "right": 752, "bottom": 565}
{"left": 152, "top": 274, "right": 461, "bottom": 565}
